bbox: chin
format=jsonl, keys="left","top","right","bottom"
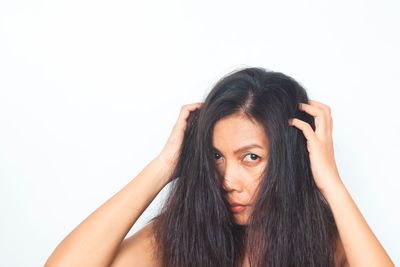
{"left": 234, "top": 215, "right": 249, "bottom": 226}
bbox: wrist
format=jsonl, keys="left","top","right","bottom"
{"left": 152, "top": 156, "right": 175, "bottom": 185}
{"left": 320, "top": 178, "right": 347, "bottom": 204}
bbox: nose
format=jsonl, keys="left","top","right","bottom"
{"left": 222, "top": 161, "right": 242, "bottom": 192}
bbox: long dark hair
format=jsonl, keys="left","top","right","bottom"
{"left": 150, "top": 67, "right": 340, "bottom": 266}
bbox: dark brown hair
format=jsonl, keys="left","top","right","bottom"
{"left": 149, "top": 67, "right": 339, "bottom": 266}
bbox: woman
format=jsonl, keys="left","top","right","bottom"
{"left": 45, "top": 67, "right": 394, "bottom": 267}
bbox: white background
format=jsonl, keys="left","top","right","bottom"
{"left": 1, "top": 0, "right": 399, "bottom": 266}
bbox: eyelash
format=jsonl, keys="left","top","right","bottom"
{"left": 213, "top": 152, "right": 260, "bottom": 162}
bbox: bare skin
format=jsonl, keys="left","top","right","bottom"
{"left": 110, "top": 108, "right": 349, "bottom": 267}
{"left": 109, "top": 214, "right": 347, "bottom": 267}
{"left": 45, "top": 99, "right": 392, "bottom": 266}
{"left": 290, "top": 100, "right": 394, "bottom": 266}
{"left": 212, "top": 112, "right": 349, "bottom": 266}
{"left": 212, "top": 113, "right": 269, "bottom": 226}
{"left": 44, "top": 102, "right": 203, "bottom": 267}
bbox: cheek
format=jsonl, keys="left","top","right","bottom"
{"left": 243, "top": 166, "right": 265, "bottom": 196}
{"left": 247, "top": 164, "right": 265, "bottom": 182}
{"left": 244, "top": 179, "right": 261, "bottom": 198}
{"left": 240, "top": 177, "right": 259, "bottom": 198}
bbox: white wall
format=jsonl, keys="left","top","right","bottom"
{"left": 0, "top": 0, "right": 399, "bottom": 266}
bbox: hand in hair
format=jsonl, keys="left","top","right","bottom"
{"left": 289, "top": 99, "right": 395, "bottom": 266}
{"left": 157, "top": 102, "right": 203, "bottom": 183}
{"left": 288, "top": 99, "right": 341, "bottom": 195}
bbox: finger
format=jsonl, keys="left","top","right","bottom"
{"left": 298, "top": 102, "right": 328, "bottom": 141}
{"left": 181, "top": 102, "right": 203, "bottom": 114}
{"left": 180, "top": 102, "right": 203, "bottom": 115}
{"left": 309, "top": 100, "right": 333, "bottom": 138}
{"left": 308, "top": 99, "right": 331, "bottom": 113}
{"left": 185, "top": 102, "right": 204, "bottom": 108}
{"left": 289, "top": 118, "right": 318, "bottom": 144}
{"left": 308, "top": 99, "right": 333, "bottom": 132}
{"left": 176, "top": 102, "right": 203, "bottom": 128}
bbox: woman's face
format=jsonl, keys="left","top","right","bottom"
{"left": 212, "top": 113, "right": 269, "bottom": 225}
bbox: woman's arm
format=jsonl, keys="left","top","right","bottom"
{"left": 289, "top": 100, "right": 394, "bottom": 266}
{"left": 323, "top": 176, "right": 394, "bottom": 267}
{"left": 44, "top": 102, "right": 202, "bottom": 267}
{"left": 44, "top": 156, "right": 171, "bottom": 267}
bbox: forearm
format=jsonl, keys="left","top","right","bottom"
{"left": 45, "top": 157, "right": 171, "bottom": 267}
{"left": 323, "top": 177, "right": 394, "bottom": 267}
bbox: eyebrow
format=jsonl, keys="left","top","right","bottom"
{"left": 212, "top": 143, "right": 265, "bottom": 155}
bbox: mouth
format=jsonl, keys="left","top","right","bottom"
{"left": 230, "top": 204, "right": 247, "bottom": 213}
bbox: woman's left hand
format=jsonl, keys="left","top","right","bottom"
{"left": 289, "top": 99, "right": 343, "bottom": 195}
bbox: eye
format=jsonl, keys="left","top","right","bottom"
{"left": 213, "top": 152, "right": 222, "bottom": 161}
{"left": 244, "top": 153, "right": 260, "bottom": 162}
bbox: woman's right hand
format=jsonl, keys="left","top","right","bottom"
{"left": 156, "top": 102, "right": 203, "bottom": 181}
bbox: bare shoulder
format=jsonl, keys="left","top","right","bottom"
{"left": 335, "top": 237, "right": 349, "bottom": 267}
{"left": 110, "top": 221, "right": 161, "bottom": 267}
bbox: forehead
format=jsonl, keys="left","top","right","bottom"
{"left": 212, "top": 114, "right": 268, "bottom": 149}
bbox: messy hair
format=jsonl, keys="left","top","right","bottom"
{"left": 150, "top": 67, "right": 340, "bottom": 266}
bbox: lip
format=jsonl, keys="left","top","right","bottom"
{"left": 229, "top": 202, "right": 245, "bottom": 206}
{"left": 230, "top": 203, "right": 247, "bottom": 213}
